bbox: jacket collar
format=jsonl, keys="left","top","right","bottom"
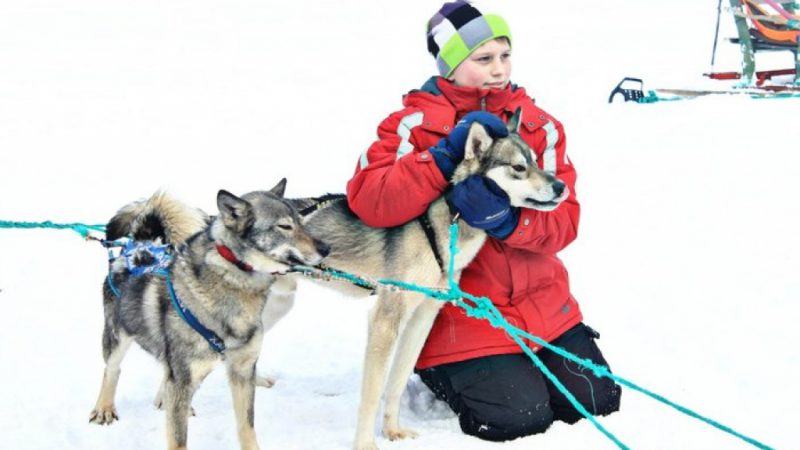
{"left": 434, "top": 77, "right": 515, "bottom": 116}
{"left": 404, "top": 76, "right": 538, "bottom": 134}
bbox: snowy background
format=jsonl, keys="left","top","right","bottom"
{"left": 1, "top": 1, "right": 799, "bottom": 449}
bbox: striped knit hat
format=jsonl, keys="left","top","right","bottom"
{"left": 426, "top": 1, "right": 512, "bottom": 77}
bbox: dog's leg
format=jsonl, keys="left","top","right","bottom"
{"left": 226, "top": 349, "right": 261, "bottom": 450}
{"left": 256, "top": 277, "right": 297, "bottom": 388}
{"left": 382, "top": 298, "right": 443, "bottom": 440}
{"left": 89, "top": 331, "right": 133, "bottom": 425}
{"left": 354, "top": 291, "right": 410, "bottom": 450}
{"left": 164, "top": 377, "right": 192, "bottom": 450}
{"left": 164, "top": 359, "right": 214, "bottom": 450}
{"left": 153, "top": 370, "right": 167, "bottom": 409}
{"left": 154, "top": 367, "right": 197, "bottom": 416}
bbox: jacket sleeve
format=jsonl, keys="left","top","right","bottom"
{"left": 502, "top": 119, "right": 580, "bottom": 254}
{"left": 346, "top": 107, "right": 449, "bottom": 227}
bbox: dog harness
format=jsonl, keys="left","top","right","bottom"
{"left": 417, "top": 212, "right": 446, "bottom": 273}
{"left": 297, "top": 193, "right": 347, "bottom": 217}
{"left": 106, "top": 239, "right": 227, "bottom": 354}
{"left": 164, "top": 271, "right": 226, "bottom": 353}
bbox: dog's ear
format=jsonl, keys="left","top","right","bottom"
{"left": 217, "top": 190, "right": 254, "bottom": 234}
{"left": 507, "top": 107, "right": 522, "bottom": 134}
{"left": 268, "top": 178, "right": 287, "bottom": 198}
{"left": 464, "top": 122, "right": 493, "bottom": 161}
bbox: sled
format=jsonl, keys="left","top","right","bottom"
{"left": 723, "top": 0, "right": 799, "bottom": 85}
{"left": 610, "top": 2, "right": 800, "bottom": 103}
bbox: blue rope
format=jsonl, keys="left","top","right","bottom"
{"left": 0, "top": 220, "right": 106, "bottom": 238}
{"left": 296, "top": 222, "right": 775, "bottom": 450}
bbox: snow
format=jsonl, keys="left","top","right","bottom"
{"left": 1, "top": 1, "right": 798, "bottom": 449}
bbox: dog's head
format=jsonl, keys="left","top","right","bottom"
{"left": 212, "top": 179, "right": 330, "bottom": 274}
{"left": 451, "top": 108, "right": 569, "bottom": 212}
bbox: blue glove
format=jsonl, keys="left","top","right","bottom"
{"left": 430, "top": 111, "right": 509, "bottom": 180}
{"left": 446, "top": 175, "right": 519, "bottom": 239}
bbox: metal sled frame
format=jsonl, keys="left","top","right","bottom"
{"left": 727, "top": 0, "right": 799, "bottom": 84}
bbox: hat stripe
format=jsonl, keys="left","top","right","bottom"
{"left": 443, "top": 2, "right": 482, "bottom": 29}
{"left": 438, "top": 33, "right": 470, "bottom": 68}
{"left": 437, "top": 0, "right": 469, "bottom": 18}
{"left": 458, "top": 17, "right": 494, "bottom": 49}
{"left": 428, "top": 11, "right": 446, "bottom": 29}
{"left": 485, "top": 15, "right": 511, "bottom": 42}
{"left": 430, "top": 19, "right": 458, "bottom": 51}
{"left": 436, "top": 58, "right": 452, "bottom": 77}
{"left": 427, "top": 36, "right": 440, "bottom": 58}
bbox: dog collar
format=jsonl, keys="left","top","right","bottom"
{"left": 215, "top": 244, "right": 254, "bottom": 272}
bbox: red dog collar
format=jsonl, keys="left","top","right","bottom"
{"left": 215, "top": 244, "right": 254, "bottom": 272}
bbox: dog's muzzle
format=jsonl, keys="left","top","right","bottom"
{"left": 525, "top": 183, "right": 570, "bottom": 209}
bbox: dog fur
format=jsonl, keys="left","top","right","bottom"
{"left": 88, "top": 180, "right": 328, "bottom": 450}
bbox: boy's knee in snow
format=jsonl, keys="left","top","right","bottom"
{"left": 460, "top": 402, "right": 555, "bottom": 441}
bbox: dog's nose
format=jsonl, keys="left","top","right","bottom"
{"left": 552, "top": 181, "right": 566, "bottom": 198}
{"left": 316, "top": 241, "right": 331, "bottom": 258}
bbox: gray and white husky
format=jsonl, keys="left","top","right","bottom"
{"left": 88, "top": 181, "right": 328, "bottom": 450}
{"left": 275, "top": 110, "right": 570, "bottom": 450}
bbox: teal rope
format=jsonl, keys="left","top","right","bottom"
{"left": 296, "top": 222, "right": 775, "bottom": 450}
{"left": 444, "top": 224, "right": 627, "bottom": 449}
{"left": 640, "top": 89, "right": 800, "bottom": 103}
{"left": 2, "top": 216, "right": 774, "bottom": 448}
{"left": 0, "top": 220, "right": 106, "bottom": 238}
{"left": 494, "top": 325, "right": 774, "bottom": 449}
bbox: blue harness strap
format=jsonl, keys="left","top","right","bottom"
{"left": 105, "top": 238, "right": 226, "bottom": 354}
{"left": 164, "top": 272, "right": 226, "bottom": 354}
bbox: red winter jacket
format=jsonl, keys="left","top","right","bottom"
{"left": 346, "top": 77, "right": 583, "bottom": 369}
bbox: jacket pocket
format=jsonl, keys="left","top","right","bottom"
{"left": 508, "top": 251, "right": 557, "bottom": 306}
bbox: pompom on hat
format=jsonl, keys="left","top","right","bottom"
{"left": 426, "top": 1, "right": 512, "bottom": 77}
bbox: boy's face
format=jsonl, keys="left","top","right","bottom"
{"left": 449, "top": 38, "right": 511, "bottom": 90}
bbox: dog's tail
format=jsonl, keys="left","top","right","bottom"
{"left": 106, "top": 191, "right": 209, "bottom": 245}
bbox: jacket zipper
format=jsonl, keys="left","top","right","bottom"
{"left": 480, "top": 95, "right": 487, "bottom": 111}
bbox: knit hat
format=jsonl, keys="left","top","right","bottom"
{"left": 426, "top": 1, "right": 512, "bottom": 78}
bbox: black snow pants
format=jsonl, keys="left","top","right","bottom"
{"left": 416, "top": 323, "right": 621, "bottom": 442}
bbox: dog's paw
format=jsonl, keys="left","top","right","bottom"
{"left": 89, "top": 406, "right": 119, "bottom": 425}
{"left": 383, "top": 427, "right": 418, "bottom": 441}
{"left": 255, "top": 375, "right": 276, "bottom": 388}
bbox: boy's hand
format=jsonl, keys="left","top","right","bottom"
{"left": 446, "top": 175, "right": 519, "bottom": 239}
{"left": 430, "top": 111, "right": 508, "bottom": 180}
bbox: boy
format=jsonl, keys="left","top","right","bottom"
{"left": 346, "top": 1, "right": 620, "bottom": 441}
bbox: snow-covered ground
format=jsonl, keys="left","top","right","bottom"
{"left": 1, "top": 1, "right": 798, "bottom": 449}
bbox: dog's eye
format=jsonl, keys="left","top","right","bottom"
{"left": 511, "top": 164, "right": 526, "bottom": 172}
{"left": 277, "top": 224, "right": 293, "bottom": 231}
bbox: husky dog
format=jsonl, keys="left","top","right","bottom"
{"left": 276, "top": 110, "right": 570, "bottom": 450}
{"left": 88, "top": 180, "right": 329, "bottom": 450}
